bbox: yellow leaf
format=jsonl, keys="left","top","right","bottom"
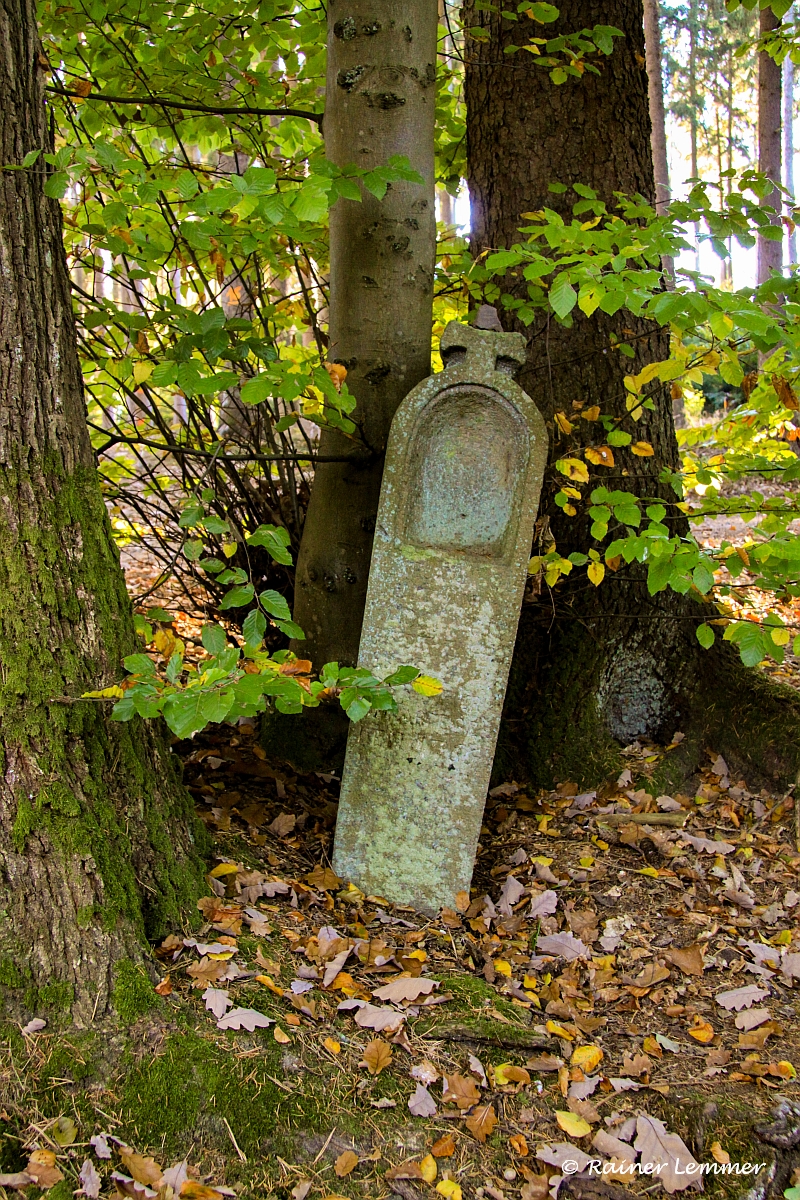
{"left": 523, "top": 975, "right": 539, "bottom": 990}
{"left": 436, "top": 1182, "right": 462, "bottom": 1200}
{"left": 494, "top": 959, "right": 512, "bottom": 977}
{"left": 222, "top": 541, "right": 238, "bottom": 558}
{"left": 335, "top": 1150, "right": 358, "bottom": 1178}
{"left": 556, "top": 457, "right": 589, "bottom": 483}
{"left": 81, "top": 685, "right": 124, "bottom": 699}
{"left": 587, "top": 562, "right": 605, "bottom": 587}
{"left": 769, "top": 1060, "right": 796, "bottom": 1079}
{"left": 323, "top": 1037, "right": 341, "bottom": 1055}
{"left": 631, "top": 441, "right": 654, "bottom": 456}
{"left": 571, "top": 1045, "right": 603, "bottom": 1073}
{"left": 546, "top": 1020, "right": 576, "bottom": 1041}
{"left": 133, "top": 361, "right": 154, "bottom": 385}
{"left": 554, "top": 411, "right": 574, "bottom": 434}
{"left": 585, "top": 445, "right": 615, "bottom": 467}
{"left": 420, "top": 1155, "right": 437, "bottom": 1184}
{"left": 209, "top": 863, "right": 239, "bottom": 877}
{"left": 494, "top": 1063, "right": 531, "bottom": 1086}
{"left": 583, "top": 405, "right": 601, "bottom": 420}
{"left": 710, "top": 1142, "right": 730, "bottom": 1165}
{"left": 412, "top": 675, "right": 443, "bottom": 697}
{"left": 688, "top": 1017, "right": 715, "bottom": 1044}
{"left": 273, "top": 1027, "right": 291, "bottom": 1044}
{"left": 636, "top": 866, "right": 660, "bottom": 878}
{"left": 563, "top": 503, "right": 577, "bottom": 516}
{"left": 510, "top": 1133, "right": 529, "bottom": 1156}
{"left": 555, "top": 1110, "right": 592, "bottom": 1138}
{"left": 771, "top": 628, "right": 791, "bottom": 646}
{"left": 324, "top": 362, "right": 347, "bottom": 391}
{"left": 360, "top": 1038, "right": 393, "bottom": 1075}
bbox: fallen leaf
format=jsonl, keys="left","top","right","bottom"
{"left": 409, "top": 1082, "right": 437, "bottom": 1117}
{"left": 510, "top": 1134, "right": 529, "bottom": 1156}
{"left": 268, "top": 812, "right": 296, "bottom": 837}
{"left": 118, "top": 1150, "right": 163, "bottom": 1187}
{"left": 466, "top": 1104, "right": 498, "bottom": 1143}
{"left": 525, "top": 1054, "right": 564, "bottom": 1072}
{"left": 26, "top": 1149, "right": 64, "bottom": 1189}
{"left": 571, "top": 1045, "right": 603, "bottom": 1073}
{"left": 91, "top": 1134, "right": 112, "bottom": 1160}
{"left": 715, "top": 985, "right": 769, "bottom": 1011}
{"left": 687, "top": 1017, "right": 715, "bottom": 1044}
{"left": 739, "top": 1020, "right": 781, "bottom": 1048}
{"left": 495, "top": 1063, "right": 531, "bottom": 1087}
{"left": 216, "top": 1007, "right": 273, "bottom": 1031}
{"left": 555, "top": 1110, "right": 591, "bottom": 1138}
{"left": 361, "top": 1038, "right": 392, "bottom": 1075}
{"left": 537, "top": 932, "right": 589, "bottom": 961}
{"left": 536, "top": 1144, "right": 593, "bottom": 1172}
{"left": 431, "top": 1134, "right": 455, "bottom": 1157}
{"left": 443, "top": 1073, "right": 481, "bottom": 1109}
{"left": 592, "top": 1131, "right": 636, "bottom": 1166}
{"left": 306, "top": 865, "right": 341, "bottom": 890}
{"left": 420, "top": 1155, "right": 437, "bottom": 1183}
{"left": 323, "top": 1037, "right": 341, "bottom": 1055}
{"left": 155, "top": 976, "right": 172, "bottom": 996}
{"left": 274, "top": 1027, "right": 291, "bottom": 1044}
{"left": 334, "top": 1150, "right": 358, "bottom": 1178}
{"left": 436, "top": 1182, "right": 462, "bottom": 1200}
{"left": 411, "top": 1059, "right": 439, "bottom": 1085}
{"left": 768, "top": 1060, "right": 796, "bottom": 1079}
{"left": 291, "top": 1183, "right": 312, "bottom": 1200}
{"left": 53, "top": 1115, "right": 77, "bottom": 1147}
{"left": 634, "top": 1115, "right": 702, "bottom": 1193}
{"left": 710, "top": 1142, "right": 730, "bottom": 1165}
{"left": 21, "top": 1018, "right": 47, "bottom": 1035}
{"left": 162, "top": 1162, "right": 189, "bottom": 1191}
{"left": 468, "top": 1053, "right": 487, "bottom": 1087}
{"left": 386, "top": 1161, "right": 424, "bottom": 1180}
{"left": 372, "top": 977, "right": 438, "bottom": 1003}
{"left": 621, "top": 1053, "right": 652, "bottom": 1077}
{"left": 354, "top": 1003, "right": 406, "bottom": 1033}
{"left": 529, "top": 890, "right": 559, "bottom": 918}
{"left": 665, "top": 943, "right": 705, "bottom": 977}
{"left": 203, "top": 988, "right": 231, "bottom": 1019}
{"left": 78, "top": 1160, "right": 102, "bottom": 1199}
{"left": 735, "top": 1008, "right": 772, "bottom": 1032}
{"left": 680, "top": 832, "right": 735, "bottom": 855}
{"left": 521, "top": 1174, "right": 550, "bottom": 1200}
{"left": 180, "top": 1187, "right": 226, "bottom": 1200}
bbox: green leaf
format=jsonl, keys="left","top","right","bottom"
{"left": 696, "top": 623, "right": 715, "bottom": 649}
{"left": 692, "top": 562, "right": 715, "bottom": 594}
{"left": 549, "top": 272, "right": 577, "bottom": 319}
{"left": 247, "top": 524, "right": 293, "bottom": 565}
{"left": 242, "top": 609, "right": 267, "bottom": 648}
{"left": 240, "top": 375, "right": 272, "bottom": 405}
{"left": 220, "top": 584, "right": 255, "bottom": 609}
{"left": 274, "top": 618, "right": 305, "bottom": 640}
{"left": 201, "top": 624, "right": 228, "bottom": 656}
{"left": 43, "top": 172, "right": 69, "bottom": 199}
{"left": 123, "top": 653, "right": 156, "bottom": 676}
{"left": 344, "top": 694, "right": 372, "bottom": 722}
{"left": 607, "top": 430, "right": 632, "bottom": 447}
{"left": 258, "top": 589, "right": 291, "bottom": 621}
{"left": 384, "top": 665, "right": 420, "bottom": 686}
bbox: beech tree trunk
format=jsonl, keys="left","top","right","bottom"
{"left": 466, "top": 0, "right": 800, "bottom": 791}
{"left": 0, "top": 0, "right": 204, "bottom": 1026}
{"left": 643, "top": 0, "right": 670, "bottom": 217}
{"left": 758, "top": 5, "right": 783, "bottom": 283}
{"left": 292, "top": 0, "right": 438, "bottom": 669}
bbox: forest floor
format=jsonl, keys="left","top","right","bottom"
{"left": 3, "top": 531, "right": 800, "bottom": 1200}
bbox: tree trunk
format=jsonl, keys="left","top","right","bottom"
{"left": 758, "top": 5, "right": 783, "bottom": 283}
{"left": 291, "top": 0, "right": 438, "bottom": 669}
{"left": 465, "top": 0, "right": 800, "bottom": 792}
{"left": 644, "top": 0, "right": 670, "bottom": 217}
{"left": 784, "top": 22, "right": 797, "bottom": 265}
{"left": 0, "top": 0, "right": 205, "bottom": 1026}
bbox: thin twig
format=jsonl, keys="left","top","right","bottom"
{"left": 46, "top": 87, "right": 323, "bottom": 125}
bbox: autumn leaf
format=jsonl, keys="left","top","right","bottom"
{"left": 588, "top": 561, "right": 605, "bottom": 586}
{"left": 431, "top": 1134, "right": 456, "bottom": 1157}
{"left": 274, "top": 1027, "right": 291, "bottom": 1044}
{"left": 420, "top": 1155, "right": 437, "bottom": 1183}
{"left": 466, "top": 1104, "right": 497, "bottom": 1143}
{"left": 409, "top": 1082, "right": 437, "bottom": 1117}
{"left": 555, "top": 1110, "right": 592, "bottom": 1138}
{"left": 687, "top": 1016, "right": 715, "bottom": 1044}
{"left": 52, "top": 1115, "right": 78, "bottom": 1146}
{"left": 361, "top": 1038, "right": 392, "bottom": 1075}
{"left": 556, "top": 457, "right": 590, "bottom": 483}
{"left": 585, "top": 445, "right": 614, "bottom": 467}
{"left": 571, "top": 1045, "right": 603, "bottom": 1073}
{"left": 306, "top": 865, "right": 341, "bottom": 890}
{"left": 412, "top": 674, "right": 443, "bottom": 696}
{"left": 334, "top": 1150, "right": 358, "bottom": 1178}
{"left": 554, "top": 411, "right": 574, "bottom": 434}
{"left": 372, "top": 976, "right": 438, "bottom": 1003}
{"left": 631, "top": 441, "right": 654, "bottom": 455}
{"left": 119, "top": 1149, "right": 163, "bottom": 1187}
{"left": 155, "top": 975, "right": 172, "bottom": 996}
{"left": 634, "top": 1115, "right": 702, "bottom": 1193}
{"left": 26, "top": 1149, "right": 64, "bottom": 1189}
{"left": 322, "top": 1036, "right": 341, "bottom": 1055}
{"left": 510, "top": 1133, "right": 529, "bottom": 1155}
{"left": 494, "top": 1063, "right": 531, "bottom": 1086}
{"left": 436, "top": 1182, "right": 462, "bottom": 1200}
{"left": 442, "top": 1072, "right": 481, "bottom": 1109}
{"left": 665, "top": 943, "right": 705, "bottom": 977}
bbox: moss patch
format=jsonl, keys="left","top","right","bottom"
{"left": 112, "top": 961, "right": 159, "bottom": 1024}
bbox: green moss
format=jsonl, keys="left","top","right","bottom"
{"left": 0, "top": 958, "right": 24, "bottom": 989}
{"left": 40, "top": 782, "right": 81, "bottom": 817}
{"left": 112, "top": 961, "right": 158, "bottom": 1024}
{"left": 24, "top": 981, "right": 74, "bottom": 1014}
{"left": 12, "top": 797, "right": 36, "bottom": 854}
{"left": 43, "top": 1182, "right": 74, "bottom": 1200}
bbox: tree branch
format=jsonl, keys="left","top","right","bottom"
{"left": 46, "top": 87, "right": 323, "bottom": 126}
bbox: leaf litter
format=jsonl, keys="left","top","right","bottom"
{"left": 10, "top": 720, "right": 800, "bottom": 1200}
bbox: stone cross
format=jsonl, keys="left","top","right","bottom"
{"left": 332, "top": 319, "right": 547, "bottom": 913}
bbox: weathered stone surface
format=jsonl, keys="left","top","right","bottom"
{"left": 332, "top": 321, "right": 547, "bottom": 913}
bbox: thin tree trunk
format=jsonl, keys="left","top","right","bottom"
{"left": 643, "top": 0, "right": 671, "bottom": 216}
{"left": 0, "top": 0, "right": 204, "bottom": 1025}
{"left": 758, "top": 5, "right": 783, "bottom": 283}
{"left": 689, "top": 0, "right": 700, "bottom": 271}
{"left": 785, "top": 24, "right": 797, "bottom": 265}
{"left": 291, "top": 0, "right": 438, "bottom": 669}
{"left": 465, "top": 0, "right": 800, "bottom": 791}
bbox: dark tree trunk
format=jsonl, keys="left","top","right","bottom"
{"left": 0, "top": 0, "right": 205, "bottom": 1026}
{"left": 465, "top": 0, "right": 800, "bottom": 791}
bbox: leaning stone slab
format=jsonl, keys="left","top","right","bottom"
{"left": 332, "top": 320, "right": 548, "bottom": 914}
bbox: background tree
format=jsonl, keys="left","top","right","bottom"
{"left": 0, "top": 0, "right": 204, "bottom": 1024}
{"left": 758, "top": 4, "right": 783, "bottom": 281}
{"left": 464, "top": 0, "right": 800, "bottom": 789}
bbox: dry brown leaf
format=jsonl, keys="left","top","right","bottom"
{"left": 634, "top": 1115, "right": 702, "bottom": 1193}
{"left": 442, "top": 1073, "right": 481, "bottom": 1110}
{"left": 710, "top": 1142, "right": 730, "bottom": 1165}
{"left": 520, "top": 1174, "right": 550, "bottom": 1200}
{"left": 361, "top": 1038, "right": 393, "bottom": 1075}
{"left": 466, "top": 1104, "right": 497, "bottom": 1143}
{"left": 386, "top": 1160, "right": 424, "bottom": 1180}
{"left": 273, "top": 1027, "right": 291, "bottom": 1044}
{"left": 155, "top": 975, "right": 172, "bottom": 996}
{"left": 431, "top": 1134, "right": 456, "bottom": 1157}
{"left": 687, "top": 1017, "right": 715, "bottom": 1044}
{"left": 306, "top": 865, "right": 341, "bottom": 891}
{"left": 738, "top": 1020, "right": 782, "bottom": 1049}
{"left": 372, "top": 976, "right": 438, "bottom": 1004}
{"left": 26, "top": 1150, "right": 64, "bottom": 1190}
{"left": 510, "top": 1134, "right": 529, "bottom": 1156}
{"left": 664, "top": 943, "right": 705, "bottom": 977}
{"left": 334, "top": 1150, "right": 358, "bottom": 1178}
{"left": 268, "top": 812, "right": 296, "bottom": 837}
{"left": 180, "top": 1184, "right": 225, "bottom": 1200}
{"left": 118, "top": 1150, "right": 164, "bottom": 1187}
{"left": 186, "top": 957, "right": 227, "bottom": 988}
{"left": 622, "top": 1053, "right": 652, "bottom": 1077}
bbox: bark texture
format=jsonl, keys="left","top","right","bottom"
{"left": 292, "top": 0, "right": 438, "bottom": 669}
{"left": 758, "top": 5, "right": 783, "bottom": 283}
{"left": 0, "top": 0, "right": 204, "bottom": 1025}
{"left": 643, "top": 0, "right": 670, "bottom": 217}
{"left": 465, "top": 0, "right": 800, "bottom": 791}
